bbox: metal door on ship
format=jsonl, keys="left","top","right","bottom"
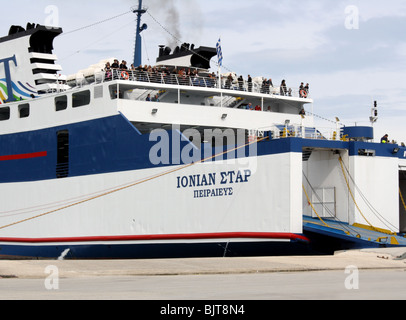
{"left": 311, "top": 187, "right": 336, "bottom": 218}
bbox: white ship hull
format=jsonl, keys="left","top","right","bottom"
{"left": 0, "top": 142, "right": 308, "bottom": 258}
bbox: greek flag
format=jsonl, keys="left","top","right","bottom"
{"left": 216, "top": 38, "right": 223, "bottom": 67}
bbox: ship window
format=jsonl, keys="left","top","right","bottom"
{"left": 358, "top": 149, "right": 375, "bottom": 157}
{"left": 109, "top": 85, "right": 123, "bottom": 99}
{"left": 55, "top": 95, "right": 68, "bottom": 111}
{"left": 18, "top": 103, "right": 30, "bottom": 118}
{"left": 0, "top": 107, "right": 10, "bottom": 121}
{"left": 72, "top": 90, "right": 91, "bottom": 108}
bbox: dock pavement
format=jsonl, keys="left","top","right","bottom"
{"left": 0, "top": 248, "right": 405, "bottom": 279}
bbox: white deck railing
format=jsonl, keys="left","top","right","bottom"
{"left": 90, "top": 69, "right": 311, "bottom": 99}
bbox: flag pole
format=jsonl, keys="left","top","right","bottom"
{"left": 219, "top": 62, "right": 222, "bottom": 107}
{"left": 216, "top": 38, "right": 223, "bottom": 106}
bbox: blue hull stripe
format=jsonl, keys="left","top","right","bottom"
{"left": 0, "top": 113, "right": 401, "bottom": 183}
{"left": 0, "top": 114, "right": 300, "bottom": 183}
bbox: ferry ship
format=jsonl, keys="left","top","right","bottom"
{"left": 0, "top": 9, "right": 405, "bottom": 259}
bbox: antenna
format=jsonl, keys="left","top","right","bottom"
{"left": 370, "top": 100, "right": 378, "bottom": 126}
{"left": 132, "top": 0, "right": 148, "bottom": 67}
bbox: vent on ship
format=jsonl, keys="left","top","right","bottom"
{"left": 56, "top": 130, "right": 69, "bottom": 179}
{"left": 302, "top": 148, "right": 313, "bottom": 161}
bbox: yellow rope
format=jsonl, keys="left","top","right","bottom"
{"left": 302, "top": 184, "right": 330, "bottom": 228}
{"left": 338, "top": 156, "right": 386, "bottom": 234}
{"left": 400, "top": 188, "right": 406, "bottom": 212}
{"left": 0, "top": 137, "right": 266, "bottom": 231}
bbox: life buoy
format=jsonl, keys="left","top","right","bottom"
{"left": 300, "top": 89, "right": 307, "bottom": 98}
{"left": 121, "top": 71, "right": 129, "bottom": 80}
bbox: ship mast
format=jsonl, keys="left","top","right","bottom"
{"left": 133, "top": 0, "right": 147, "bottom": 67}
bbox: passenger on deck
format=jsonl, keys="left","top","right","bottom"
{"left": 280, "top": 80, "right": 287, "bottom": 96}
{"left": 120, "top": 60, "right": 127, "bottom": 70}
{"left": 246, "top": 103, "right": 253, "bottom": 110}
{"left": 160, "top": 67, "right": 169, "bottom": 84}
{"left": 238, "top": 75, "right": 244, "bottom": 91}
{"left": 146, "top": 94, "right": 151, "bottom": 101}
{"left": 225, "top": 74, "right": 233, "bottom": 89}
{"left": 112, "top": 90, "right": 122, "bottom": 99}
{"left": 304, "top": 83, "right": 310, "bottom": 96}
{"left": 208, "top": 72, "right": 216, "bottom": 88}
{"left": 255, "top": 105, "right": 261, "bottom": 111}
{"left": 104, "top": 62, "right": 112, "bottom": 81}
{"left": 247, "top": 75, "right": 252, "bottom": 92}
{"left": 111, "top": 59, "right": 120, "bottom": 69}
{"left": 381, "top": 134, "right": 389, "bottom": 144}
{"left": 299, "top": 82, "right": 305, "bottom": 97}
{"left": 110, "top": 59, "right": 120, "bottom": 79}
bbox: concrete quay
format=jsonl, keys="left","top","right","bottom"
{"left": 0, "top": 248, "right": 405, "bottom": 279}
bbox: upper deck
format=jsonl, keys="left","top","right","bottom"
{"left": 0, "top": 65, "right": 318, "bottom": 139}
{"left": 68, "top": 67, "right": 313, "bottom": 106}
{"left": 68, "top": 66, "right": 316, "bottom": 133}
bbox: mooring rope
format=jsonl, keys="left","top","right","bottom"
{"left": 0, "top": 137, "right": 266, "bottom": 231}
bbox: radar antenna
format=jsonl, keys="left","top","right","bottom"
{"left": 370, "top": 100, "right": 378, "bottom": 126}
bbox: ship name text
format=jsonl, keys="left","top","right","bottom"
{"left": 176, "top": 170, "right": 252, "bottom": 199}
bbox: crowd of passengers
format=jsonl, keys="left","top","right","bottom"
{"left": 104, "top": 59, "right": 216, "bottom": 86}
{"left": 104, "top": 59, "right": 310, "bottom": 97}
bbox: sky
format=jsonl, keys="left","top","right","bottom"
{"left": 2, "top": 0, "right": 406, "bottom": 143}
